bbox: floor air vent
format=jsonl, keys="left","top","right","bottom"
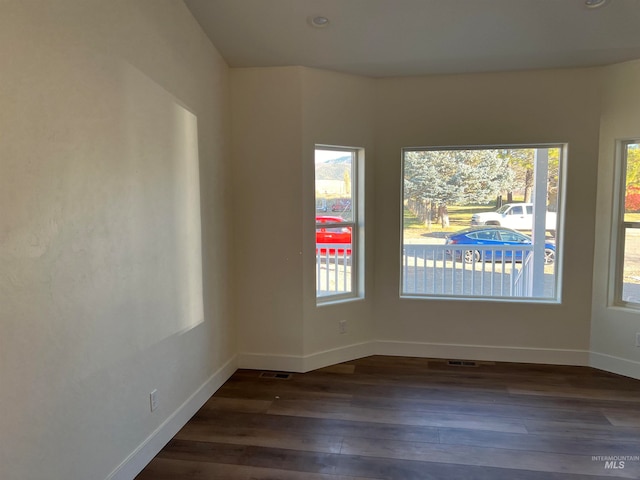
{"left": 259, "top": 372, "right": 292, "bottom": 379}
{"left": 447, "top": 360, "right": 478, "bottom": 367}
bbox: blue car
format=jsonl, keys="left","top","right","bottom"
{"left": 445, "top": 226, "right": 555, "bottom": 264}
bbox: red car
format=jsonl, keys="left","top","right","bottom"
{"left": 331, "top": 199, "right": 352, "bottom": 212}
{"left": 316, "top": 216, "right": 352, "bottom": 255}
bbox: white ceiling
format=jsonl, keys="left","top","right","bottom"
{"left": 184, "top": 0, "right": 640, "bottom": 78}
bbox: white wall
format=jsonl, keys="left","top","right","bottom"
{"left": 300, "top": 68, "right": 376, "bottom": 369}
{"left": 373, "top": 69, "right": 602, "bottom": 363}
{"left": 232, "top": 67, "right": 376, "bottom": 371}
{"left": 0, "top": 2, "right": 235, "bottom": 479}
{"left": 232, "top": 65, "right": 605, "bottom": 371}
{"left": 591, "top": 60, "right": 640, "bottom": 379}
{"left": 231, "top": 67, "right": 305, "bottom": 368}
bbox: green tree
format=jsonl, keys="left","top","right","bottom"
{"left": 624, "top": 145, "right": 640, "bottom": 214}
{"left": 500, "top": 149, "right": 534, "bottom": 202}
{"left": 405, "top": 149, "right": 514, "bottom": 205}
{"left": 404, "top": 149, "right": 515, "bottom": 226}
{"left": 500, "top": 148, "right": 560, "bottom": 208}
{"left": 626, "top": 145, "right": 640, "bottom": 188}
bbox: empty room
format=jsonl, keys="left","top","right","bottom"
{"left": 1, "top": 1, "right": 640, "bottom": 479}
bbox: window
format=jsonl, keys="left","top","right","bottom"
{"left": 510, "top": 206, "right": 523, "bottom": 216}
{"left": 401, "top": 145, "right": 564, "bottom": 301}
{"left": 499, "top": 231, "right": 528, "bottom": 243}
{"left": 315, "top": 146, "right": 363, "bottom": 302}
{"left": 612, "top": 141, "right": 640, "bottom": 306}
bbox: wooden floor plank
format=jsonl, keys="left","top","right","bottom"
{"left": 524, "top": 418, "right": 640, "bottom": 442}
{"left": 507, "top": 384, "right": 640, "bottom": 403}
{"left": 175, "top": 422, "right": 344, "bottom": 454}
{"left": 136, "top": 356, "right": 640, "bottom": 480}
{"left": 350, "top": 394, "right": 611, "bottom": 424}
{"left": 601, "top": 409, "right": 640, "bottom": 427}
{"left": 267, "top": 398, "right": 528, "bottom": 433}
{"left": 189, "top": 410, "right": 441, "bottom": 444}
{"left": 340, "top": 436, "right": 640, "bottom": 478}
{"left": 137, "top": 456, "right": 378, "bottom": 480}
{"left": 334, "top": 452, "right": 619, "bottom": 480}
{"left": 199, "top": 396, "right": 274, "bottom": 413}
{"left": 439, "top": 427, "right": 640, "bottom": 456}
{"left": 316, "top": 364, "right": 357, "bottom": 374}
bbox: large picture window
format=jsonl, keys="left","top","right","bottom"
{"left": 401, "top": 145, "right": 564, "bottom": 302}
{"left": 612, "top": 140, "right": 640, "bottom": 306}
{"left": 315, "top": 146, "right": 362, "bottom": 302}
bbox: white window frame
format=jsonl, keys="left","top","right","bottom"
{"left": 400, "top": 143, "right": 566, "bottom": 303}
{"left": 315, "top": 145, "right": 364, "bottom": 304}
{"left": 610, "top": 139, "right": 640, "bottom": 309}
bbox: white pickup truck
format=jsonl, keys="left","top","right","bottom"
{"left": 470, "top": 203, "right": 557, "bottom": 231}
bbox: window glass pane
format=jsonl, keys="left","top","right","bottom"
{"left": 499, "top": 231, "right": 524, "bottom": 242}
{"left": 316, "top": 150, "right": 354, "bottom": 223}
{"left": 315, "top": 148, "right": 357, "bottom": 300}
{"left": 621, "top": 228, "right": 640, "bottom": 303}
{"left": 402, "top": 146, "right": 561, "bottom": 301}
{"left": 315, "top": 226, "right": 352, "bottom": 297}
{"left": 624, "top": 143, "right": 640, "bottom": 223}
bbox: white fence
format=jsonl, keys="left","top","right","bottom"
{"left": 316, "top": 244, "right": 351, "bottom": 297}
{"left": 402, "top": 244, "right": 540, "bottom": 298}
{"left": 316, "top": 243, "right": 554, "bottom": 299}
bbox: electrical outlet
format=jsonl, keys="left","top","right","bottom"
{"left": 339, "top": 319, "right": 347, "bottom": 334}
{"left": 150, "top": 389, "right": 158, "bottom": 412}
{"left": 636, "top": 332, "right": 640, "bottom": 347}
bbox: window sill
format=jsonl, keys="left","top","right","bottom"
{"left": 317, "top": 295, "right": 365, "bottom": 307}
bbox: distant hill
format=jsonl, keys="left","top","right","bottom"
{"left": 325, "top": 155, "right": 351, "bottom": 165}
{"left": 316, "top": 156, "right": 351, "bottom": 181}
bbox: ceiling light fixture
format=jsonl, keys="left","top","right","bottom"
{"left": 308, "top": 15, "right": 330, "bottom": 28}
{"left": 584, "top": 0, "right": 608, "bottom": 8}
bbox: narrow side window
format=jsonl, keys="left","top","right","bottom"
{"left": 613, "top": 141, "right": 640, "bottom": 306}
{"left": 315, "top": 146, "right": 363, "bottom": 303}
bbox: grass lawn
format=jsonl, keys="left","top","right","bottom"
{"left": 403, "top": 203, "right": 497, "bottom": 239}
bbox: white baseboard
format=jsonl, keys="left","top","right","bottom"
{"left": 237, "top": 352, "right": 306, "bottom": 372}
{"left": 590, "top": 351, "right": 640, "bottom": 380}
{"left": 302, "top": 342, "right": 373, "bottom": 372}
{"left": 239, "top": 341, "right": 590, "bottom": 373}
{"left": 374, "top": 340, "right": 590, "bottom": 366}
{"left": 106, "top": 355, "right": 238, "bottom": 480}
{"left": 238, "top": 342, "right": 373, "bottom": 373}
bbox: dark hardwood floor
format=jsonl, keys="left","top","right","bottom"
{"left": 136, "top": 356, "right": 640, "bottom": 479}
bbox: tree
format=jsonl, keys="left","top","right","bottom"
{"left": 499, "top": 148, "right": 560, "bottom": 208}
{"left": 625, "top": 145, "right": 640, "bottom": 212}
{"left": 626, "top": 186, "right": 640, "bottom": 212}
{"left": 343, "top": 169, "right": 351, "bottom": 196}
{"left": 500, "top": 149, "right": 534, "bottom": 202}
{"left": 404, "top": 149, "right": 515, "bottom": 226}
